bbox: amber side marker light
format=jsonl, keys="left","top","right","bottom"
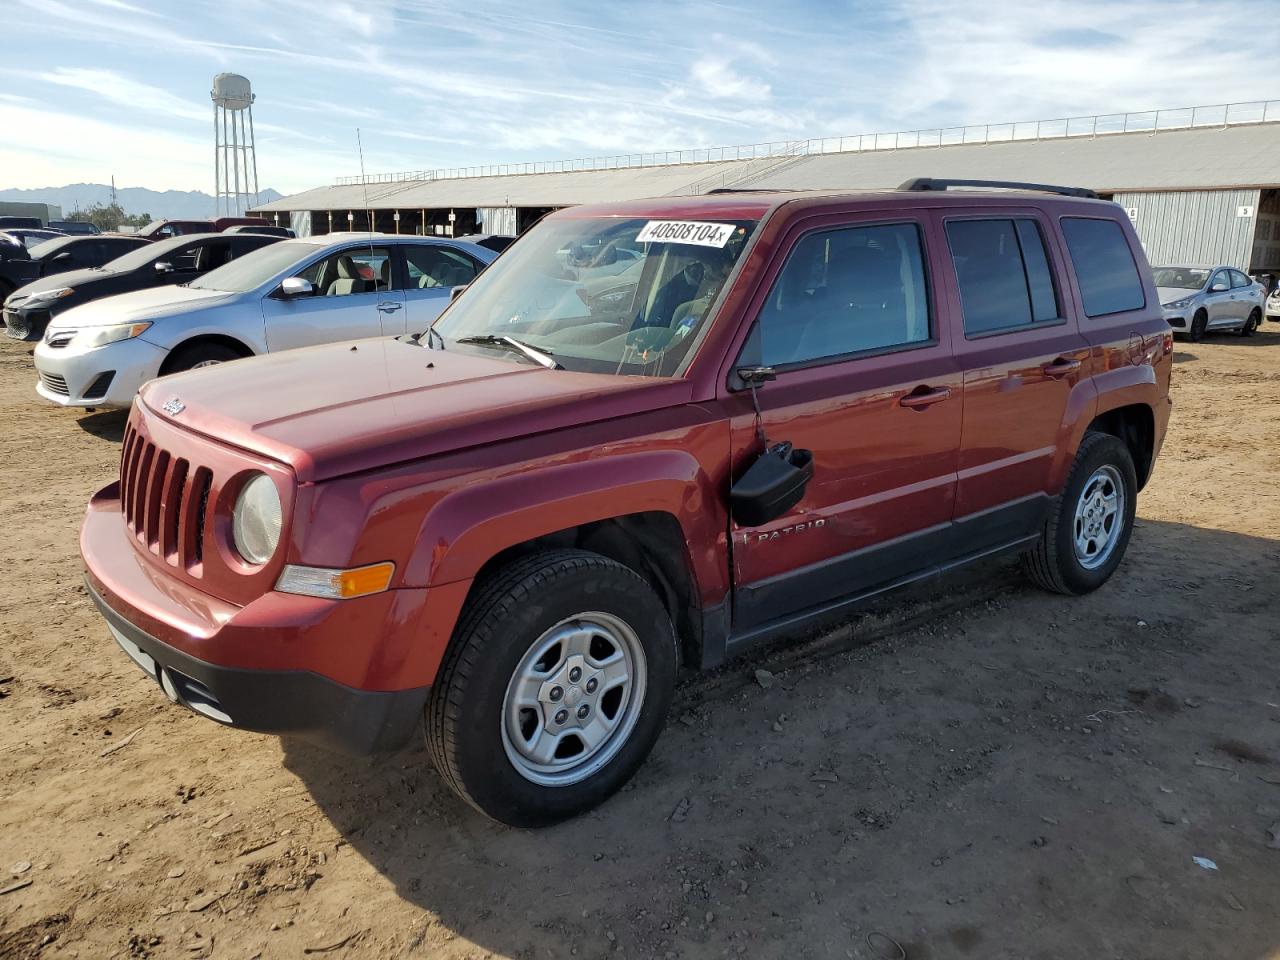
{"left": 276, "top": 562, "right": 395, "bottom": 600}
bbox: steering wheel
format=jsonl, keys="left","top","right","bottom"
{"left": 624, "top": 326, "right": 676, "bottom": 355}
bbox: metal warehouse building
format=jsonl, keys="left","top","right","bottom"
{"left": 251, "top": 101, "right": 1280, "bottom": 275}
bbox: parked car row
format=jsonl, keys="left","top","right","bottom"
{"left": 30, "top": 233, "right": 496, "bottom": 406}
{"left": 12, "top": 232, "right": 283, "bottom": 344}
{"left": 2, "top": 223, "right": 301, "bottom": 338}
{"left": 0, "top": 233, "right": 150, "bottom": 308}
{"left": 66, "top": 180, "right": 1173, "bottom": 827}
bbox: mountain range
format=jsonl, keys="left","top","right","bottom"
{"left": 0, "top": 183, "right": 285, "bottom": 221}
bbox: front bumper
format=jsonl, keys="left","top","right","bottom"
{"left": 34, "top": 335, "right": 167, "bottom": 408}
{"left": 1161, "top": 309, "right": 1188, "bottom": 332}
{"left": 86, "top": 578, "right": 428, "bottom": 754}
{"left": 81, "top": 483, "right": 437, "bottom": 755}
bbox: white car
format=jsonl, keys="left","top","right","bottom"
{"left": 33, "top": 233, "right": 496, "bottom": 408}
{"left": 1266, "top": 285, "right": 1280, "bottom": 322}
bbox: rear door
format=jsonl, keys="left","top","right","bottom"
{"left": 727, "top": 211, "right": 962, "bottom": 631}
{"left": 1230, "top": 269, "right": 1258, "bottom": 323}
{"left": 261, "top": 243, "right": 399, "bottom": 351}
{"left": 944, "top": 210, "right": 1092, "bottom": 551}
{"left": 400, "top": 242, "right": 483, "bottom": 329}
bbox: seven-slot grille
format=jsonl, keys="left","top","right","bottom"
{"left": 120, "top": 421, "right": 212, "bottom": 573}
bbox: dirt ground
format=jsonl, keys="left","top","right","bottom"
{"left": 0, "top": 328, "right": 1278, "bottom": 960}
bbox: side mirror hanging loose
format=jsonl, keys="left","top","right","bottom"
{"left": 728, "top": 365, "right": 815, "bottom": 526}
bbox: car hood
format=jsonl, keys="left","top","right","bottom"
{"left": 14, "top": 265, "right": 121, "bottom": 299}
{"left": 138, "top": 338, "right": 691, "bottom": 482}
{"left": 1156, "top": 286, "right": 1201, "bottom": 305}
{"left": 47, "top": 284, "right": 236, "bottom": 327}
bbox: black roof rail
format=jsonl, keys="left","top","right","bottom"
{"left": 705, "top": 187, "right": 797, "bottom": 194}
{"left": 899, "top": 177, "right": 1098, "bottom": 200}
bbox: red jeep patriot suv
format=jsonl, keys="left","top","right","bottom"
{"left": 81, "top": 179, "right": 1172, "bottom": 826}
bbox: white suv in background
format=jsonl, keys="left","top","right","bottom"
{"left": 33, "top": 233, "right": 496, "bottom": 408}
{"left": 1265, "top": 281, "right": 1280, "bottom": 323}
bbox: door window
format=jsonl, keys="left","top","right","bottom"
{"left": 405, "top": 244, "right": 479, "bottom": 289}
{"left": 1209, "top": 270, "right": 1230, "bottom": 293}
{"left": 193, "top": 241, "right": 234, "bottom": 273}
{"left": 755, "top": 222, "right": 930, "bottom": 367}
{"left": 1230, "top": 270, "right": 1252, "bottom": 289}
{"left": 1059, "top": 217, "right": 1145, "bottom": 317}
{"left": 946, "top": 218, "right": 1060, "bottom": 335}
{"left": 298, "top": 247, "right": 393, "bottom": 296}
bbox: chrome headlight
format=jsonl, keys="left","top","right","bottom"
{"left": 69, "top": 322, "right": 152, "bottom": 349}
{"left": 1162, "top": 297, "right": 1192, "bottom": 309}
{"left": 232, "top": 473, "right": 282, "bottom": 565}
{"left": 28, "top": 286, "right": 75, "bottom": 304}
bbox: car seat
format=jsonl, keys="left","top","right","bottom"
{"left": 327, "top": 256, "right": 369, "bottom": 295}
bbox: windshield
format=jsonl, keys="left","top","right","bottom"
{"left": 28, "top": 236, "right": 78, "bottom": 259}
{"left": 103, "top": 235, "right": 199, "bottom": 272}
{"left": 1153, "top": 267, "right": 1210, "bottom": 290}
{"left": 188, "top": 239, "right": 317, "bottom": 292}
{"left": 431, "top": 216, "right": 756, "bottom": 376}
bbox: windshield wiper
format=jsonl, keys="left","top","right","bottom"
{"left": 455, "top": 334, "right": 561, "bottom": 369}
{"left": 399, "top": 327, "right": 447, "bottom": 350}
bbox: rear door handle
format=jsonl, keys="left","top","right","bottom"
{"left": 377, "top": 301, "right": 403, "bottom": 313}
{"left": 1041, "top": 357, "right": 1082, "bottom": 379}
{"left": 899, "top": 386, "right": 952, "bottom": 409}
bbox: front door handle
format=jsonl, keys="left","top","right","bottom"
{"left": 1041, "top": 357, "right": 1082, "bottom": 379}
{"left": 899, "top": 386, "right": 952, "bottom": 409}
{"left": 377, "top": 301, "right": 403, "bottom": 313}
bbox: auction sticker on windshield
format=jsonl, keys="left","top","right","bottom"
{"left": 636, "top": 220, "right": 735, "bottom": 248}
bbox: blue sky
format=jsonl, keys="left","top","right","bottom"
{"left": 2, "top": 0, "right": 1273, "bottom": 197}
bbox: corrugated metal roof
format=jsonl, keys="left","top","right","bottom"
{"left": 250, "top": 158, "right": 759, "bottom": 213}
{"left": 751, "top": 123, "right": 1280, "bottom": 194}
{"left": 251, "top": 122, "right": 1280, "bottom": 214}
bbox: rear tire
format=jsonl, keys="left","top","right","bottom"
{"left": 163, "top": 341, "right": 244, "bottom": 374}
{"left": 1188, "top": 310, "right": 1208, "bottom": 342}
{"left": 1023, "top": 432, "right": 1137, "bottom": 596}
{"left": 425, "top": 549, "right": 677, "bottom": 827}
{"left": 1240, "top": 308, "right": 1260, "bottom": 337}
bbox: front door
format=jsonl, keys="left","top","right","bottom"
{"left": 262, "top": 244, "right": 402, "bottom": 351}
{"left": 945, "top": 212, "right": 1091, "bottom": 550}
{"left": 1204, "top": 269, "right": 1237, "bottom": 329}
{"left": 727, "top": 214, "right": 962, "bottom": 632}
{"left": 401, "top": 242, "right": 483, "bottom": 329}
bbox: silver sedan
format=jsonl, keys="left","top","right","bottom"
{"left": 33, "top": 233, "right": 496, "bottom": 409}
{"left": 1154, "top": 265, "right": 1265, "bottom": 341}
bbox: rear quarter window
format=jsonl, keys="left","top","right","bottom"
{"left": 1060, "top": 217, "right": 1146, "bottom": 317}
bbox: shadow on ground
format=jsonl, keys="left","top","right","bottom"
{"left": 283, "top": 519, "right": 1280, "bottom": 959}
{"left": 75, "top": 408, "right": 127, "bottom": 441}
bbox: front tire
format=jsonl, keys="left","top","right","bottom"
{"left": 1023, "top": 432, "right": 1137, "bottom": 596}
{"left": 425, "top": 549, "right": 677, "bottom": 827}
{"left": 164, "top": 341, "right": 243, "bottom": 374}
{"left": 1188, "top": 310, "right": 1208, "bottom": 342}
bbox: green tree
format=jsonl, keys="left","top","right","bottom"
{"left": 66, "top": 203, "right": 152, "bottom": 232}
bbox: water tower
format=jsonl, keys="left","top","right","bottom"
{"left": 211, "top": 73, "right": 260, "bottom": 217}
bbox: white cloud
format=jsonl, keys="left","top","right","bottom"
{"left": 689, "top": 58, "right": 773, "bottom": 102}
{"left": 41, "top": 67, "right": 208, "bottom": 123}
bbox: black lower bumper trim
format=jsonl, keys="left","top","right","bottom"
{"left": 86, "top": 577, "right": 428, "bottom": 755}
